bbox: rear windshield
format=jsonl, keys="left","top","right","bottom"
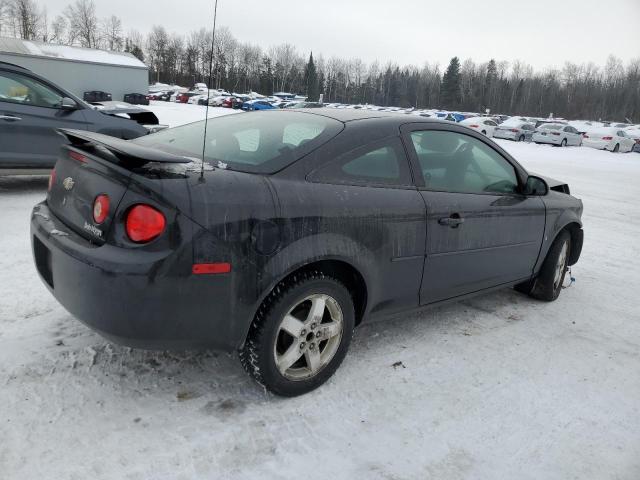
{"left": 134, "top": 111, "right": 342, "bottom": 174}
{"left": 540, "top": 124, "right": 563, "bottom": 130}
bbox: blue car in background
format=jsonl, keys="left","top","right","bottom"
{"left": 242, "top": 99, "right": 276, "bottom": 111}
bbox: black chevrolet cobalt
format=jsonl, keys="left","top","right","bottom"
{"left": 31, "top": 109, "right": 583, "bottom": 396}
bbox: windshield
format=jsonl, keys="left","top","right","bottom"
{"left": 134, "top": 111, "right": 343, "bottom": 174}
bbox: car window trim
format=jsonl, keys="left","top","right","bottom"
{"left": 0, "top": 69, "right": 78, "bottom": 110}
{"left": 399, "top": 122, "right": 529, "bottom": 193}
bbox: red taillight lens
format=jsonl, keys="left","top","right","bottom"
{"left": 510, "top": 129, "right": 519, "bottom": 133}
{"left": 125, "top": 204, "right": 166, "bottom": 243}
{"left": 602, "top": 136, "right": 613, "bottom": 140}
{"left": 583, "top": 134, "right": 589, "bottom": 138}
{"left": 469, "top": 124, "right": 479, "bottom": 128}
{"left": 69, "top": 150, "right": 87, "bottom": 163}
{"left": 48, "top": 169, "right": 56, "bottom": 191}
{"left": 551, "top": 132, "right": 561, "bottom": 136}
{"left": 93, "top": 194, "right": 110, "bottom": 224}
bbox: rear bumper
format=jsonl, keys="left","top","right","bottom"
{"left": 582, "top": 139, "right": 608, "bottom": 150}
{"left": 532, "top": 134, "right": 561, "bottom": 145}
{"left": 493, "top": 130, "right": 518, "bottom": 140}
{"left": 30, "top": 202, "right": 241, "bottom": 351}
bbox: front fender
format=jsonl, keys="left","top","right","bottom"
{"left": 534, "top": 192, "right": 583, "bottom": 273}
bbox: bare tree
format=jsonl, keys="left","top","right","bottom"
{"left": 9, "top": 0, "right": 42, "bottom": 40}
{"left": 50, "top": 14, "right": 66, "bottom": 44}
{"left": 64, "top": 0, "right": 99, "bottom": 48}
{"left": 101, "top": 15, "right": 123, "bottom": 51}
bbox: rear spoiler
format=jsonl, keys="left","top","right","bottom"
{"left": 58, "top": 129, "right": 191, "bottom": 166}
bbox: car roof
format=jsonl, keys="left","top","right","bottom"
{"left": 0, "top": 60, "right": 30, "bottom": 71}
{"left": 289, "top": 107, "right": 442, "bottom": 125}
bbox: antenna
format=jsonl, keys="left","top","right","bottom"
{"left": 201, "top": 0, "right": 219, "bottom": 180}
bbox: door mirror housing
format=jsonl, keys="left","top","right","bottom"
{"left": 60, "top": 97, "right": 78, "bottom": 110}
{"left": 523, "top": 175, "right": 548, "bottom": 196}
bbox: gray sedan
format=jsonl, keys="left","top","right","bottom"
{"left": 532, "top": 124, "right": 583, "bottom": 147}
{"left": 493, "top": 122, "right": 535, "bottom": 142}
{"left": 0, "top": 61, "right": 149, "bottom": 172}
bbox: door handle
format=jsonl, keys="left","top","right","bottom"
{"left": 0, "top": 114, "right": 22, "bottom": 122}
{"left": 438, "top": 214, "right": 464, "bottom": 228}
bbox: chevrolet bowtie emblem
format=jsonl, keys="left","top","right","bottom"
{"left": 62, "top": 177, "right": 75, "bottom": 191}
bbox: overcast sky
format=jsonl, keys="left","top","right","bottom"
{"left": 43, "top": 0, "right": 640, "bottom": 70}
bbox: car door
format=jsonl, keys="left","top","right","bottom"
{"left": 484, "top": 120, "right": 497, "bottom": 137}
{"left": 401, "top": 125, "right": 546, "bottom": 305}
{"left": 298, "top": 136, "right": 427, "bottom": 315}
{"left": 0, "top": 68, "right": 90, "bottom": 168}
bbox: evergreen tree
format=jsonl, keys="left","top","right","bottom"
{"left": 441, "top": 57, "right": 461, "bottom": 109}
{"left": 304, "top": 52, "right": 320, "bottom": 101}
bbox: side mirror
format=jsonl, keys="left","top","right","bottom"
{"left": 523, "top": 175, "right": 548, "bottom": 196}
{"left": 60, "top": 97, "right": 78, "bottom": 110}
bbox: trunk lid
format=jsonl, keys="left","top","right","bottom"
{"left": 47, "top": 129, "right": 192, "bottom": 244}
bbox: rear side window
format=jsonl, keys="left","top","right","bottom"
{"left": 134, "top": 111, "right": 343, "bottom": 174}
{"left": 309, "top": 137, "right": 412, "bottom": 187}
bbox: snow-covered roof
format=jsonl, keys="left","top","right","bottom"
{"left": 0, "top": 36, "right": 146, "bottom": 69}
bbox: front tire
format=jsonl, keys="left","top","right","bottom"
{"left": 517, "top": 231, "right": 571, "bottom": 301}
{"left": 239, "top": 271, "right": 355, "bottom": 396}
{"left": 613, "top": 143, "right": 620, "bottom": 153}
{"left": 518, "top": 135, "right": 525, "bottom": 142}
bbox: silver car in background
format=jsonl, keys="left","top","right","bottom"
{"left": 493, "top": 121, "right": 535, "bottom": 142}
{"left": 532, "top": 123, "right": 583, "bottom": 147}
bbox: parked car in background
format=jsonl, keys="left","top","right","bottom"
{"left": 176, "top": 92, "right": 199, "bottom": 103}
{"left": 32, "top": 109, "right": 583, "bottom": 396}
{"left": 460, "top": 116, "right": 498, "bottom": 137}
{"left": 0, "top": 62, "right": 149, "bottom": 171}
{"left": 493, "top": 121, "right": 535, "bottom": 142}
{"left": 284, "top": 101, "right": 324, "bottom": 109}
{"left": 582, "top": 127, "right": 636, "bottom": 152}
{"left": 242, "top": 99, "right": 277, "bottom": 111}
{"left": 148, "top": 91, "right": 172, "bottom": 101}
{"left": 83, "top": 90, "right": 112, "bottom": 102}
{"left": 532, "top": 123, "right": 583, "bottom": 147}
{"left": 625, "top": 128, "right": 640, "bottom": 153}
{"left": 123, "top": 93, "right": 150, "bottom": 106}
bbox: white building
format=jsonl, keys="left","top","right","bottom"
{"left": 0, "top": 37, "right": 148, "bottom": 101}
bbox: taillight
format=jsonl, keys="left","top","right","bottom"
{"left": 48, "top": 169, "right": 56, "bottom": 191}
{"left": 93, "top": 194, "right": 110, "bottom": 224}
{"left": 583, "top": 134, "right": 589, "bottom": 138}
{"left": 551, "top": 132, "right": 560, "bottom": 136}
{"left": 469, "top": 124, "right": 479, "bottom": 128}
{"left": 510, "top": 129, "right": 519, "bottom": 133}
{"left": 125, "top": 204, "right": 166, "bottom": 243}
{"left": 602, "top": 136, "right": 613, "bottom": 140}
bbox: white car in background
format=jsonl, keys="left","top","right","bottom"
{"left": 460, "top": 116, "right": 498, "bottom": 137}
{"left": 532, "top": 123, "right": 583, "bottom": 147}
{"left": 625, "top": 128, "right": 640, "bottom": 153}
{"left": 582, "top": 127, "right": 636, "bottom": 153}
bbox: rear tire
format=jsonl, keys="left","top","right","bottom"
{"left": 516, "top": 231, "right": 571, "bottom": 302}
{"left": 518, "top": 135, "right": 525, "bottom": 142}
{"left": 613, "top": 143, "right": 620, "bottom": 153}
{"left": 239, "top": 271, "right": 355, "bottom": 397}
{"left": 561, "top": 138, "right": 567, "bottom": 147}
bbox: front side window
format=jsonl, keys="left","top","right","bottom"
{"left": 409, "top": 130, "right": 519, "bottom": 195}
{"left": 0, "top": 71, "right": 63, "bottom": 108}
{"left": 309, "top": 137, "right": 412, "bottom": 186}
{"left": 134, "top": 111, "right": 343, "bottom": 174}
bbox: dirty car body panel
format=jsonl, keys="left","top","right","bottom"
{"left": 31, "top": 109, "right": 584, "bottom": 351}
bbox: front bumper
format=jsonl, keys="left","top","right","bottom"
{"left": 30, "top": 202, "right": 240, "bottom": 351}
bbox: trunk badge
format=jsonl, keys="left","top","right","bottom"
{"left": 63, "top": 177, "right": 75, "bottom": 191}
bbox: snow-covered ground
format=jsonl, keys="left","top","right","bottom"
{"left": 1, "top": 109, "right": 640, "bottom": 479}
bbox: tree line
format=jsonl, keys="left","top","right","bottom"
{"left": 1, "top": 0, "right": 638, "bottom": 121}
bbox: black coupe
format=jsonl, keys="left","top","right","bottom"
{"left": 31, "top": 109, "right": 583, "bottom": 396}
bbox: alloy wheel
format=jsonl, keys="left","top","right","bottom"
{"left": 273, "top": 294, "right": 344, "bottom": 380}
